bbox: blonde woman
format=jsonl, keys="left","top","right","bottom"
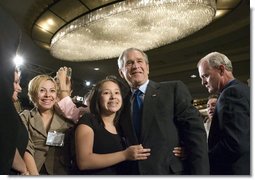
{"left": 20, "top": 75, "right": 74, "bottom": 175}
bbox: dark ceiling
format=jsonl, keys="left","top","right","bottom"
{"left": 0, "top": 0, "right": 250, "bottom": 108}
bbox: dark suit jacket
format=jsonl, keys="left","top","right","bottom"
{"left": 119, "top": 80, "right": 209, "bottom": 175}
{"left": 208, "top": 79, "right": 250, "bottom": 175}
{"left": 0, "top": 7, "right": 21, "bottom": 174}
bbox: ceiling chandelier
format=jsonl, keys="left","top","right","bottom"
{"left": 50, "top": 0, "right": 216, "bottom": 61}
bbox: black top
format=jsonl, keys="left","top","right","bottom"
{"left": 0, "top": 6, "right": 22, "bottom": 174}
{"left": 9, "top": 118, "right": 29, "bottom": 175}
{"left": 77, "top": 113, "right": 127, "bottom": 175}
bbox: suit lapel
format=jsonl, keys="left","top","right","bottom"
{"left": 140, "top": 81, "right": 160, "bottom": 142}
{"left": 49, "top": 113, "right": 64, "bottom": 131}
{"left": 121, "top": 92, "right": 139, "bottom": 144}
{"left": 29, "top": 109, "right": 48, "bottom": 137}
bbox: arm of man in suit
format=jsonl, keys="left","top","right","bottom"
{"left": 209, "top": 87, "right": 250, "bottom": 162}
{"left": 174, "top": 81, "right": 209, "bottom": 174}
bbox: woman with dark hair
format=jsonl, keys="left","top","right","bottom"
{"left": 9, "top": 67, "right": 29, "bottom": 175}
{"left": 0, "top": 6, "right": 28, "bottom": 175}
{"left": 12, "top": 67, "right": 23, "bottom": 113}
{"left": 75, "top": 77, "right": 150, "bottom": 175}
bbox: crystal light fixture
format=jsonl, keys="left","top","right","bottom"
{"left": 50, "top": 0, "right": 216, "bottom": 61}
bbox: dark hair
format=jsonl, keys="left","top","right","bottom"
{"left": 89, "top": 76, "right": 124, "bottom": 127}
{"left": 208, "top": 94, "right": 219, "bottom": 100}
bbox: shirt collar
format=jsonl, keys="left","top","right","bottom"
{"left": 131, "top": 80, "right": 149, "bottom": 94}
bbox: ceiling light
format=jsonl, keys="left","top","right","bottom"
{"left": 13, "top": 55, "right": 24, "bottom": 67}
{"left": 215, "top": 10, "right": 229, "bottom": 19}
{"left": 84, "top": 81, "right": 91, "bottom": 87}
{"left": 94, "top": 67, "right": 100, "bottom": 71}
{"left": 50, "top": 0, "right": 216, "bottom": 61}
{"left": 190, "top": 74, "right": 197, "bottom": 78}
{"left": 47, "top": 19, "right": 54, "bottom": 25}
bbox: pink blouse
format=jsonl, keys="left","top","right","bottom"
{"left": 55, "top": 96, "right": 88, "bottom": 123}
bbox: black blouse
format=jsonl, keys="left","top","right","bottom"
{"left": 77, "top": 113, "right": 128, "bottom": 175}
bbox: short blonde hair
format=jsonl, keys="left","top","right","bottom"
{"left": 28, "top": 74, "right": 56, "bottom": 106}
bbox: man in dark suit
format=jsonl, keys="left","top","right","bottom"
{"left": 0, "top": 6, "right": 22, "bottom": 174}
{"left": 117, "top": 48, "right": 209, "bottom": 175}
{"left": 197, "top": 52, "right": 250, "bottom": 175}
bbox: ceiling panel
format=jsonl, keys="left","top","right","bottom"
{"left": 80, "top": 0, "right": 118, "bottom": 10}
{"left": 50, "top": 0, "right": 89, "bottom": 22}
{"left": 36, "top": 10, "right": 65, "bottom": 34}
{"left": 32, "top": 25, "right": 52, "bottom": 44}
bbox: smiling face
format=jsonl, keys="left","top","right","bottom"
{"left": 36, "top": 79, "right": 57, "bottom": 111}
{"left": 119, "top": 49, "right": 149, "bottom": 88}
{"left": 99, "top": 81, "right": 122, "bottom": 115}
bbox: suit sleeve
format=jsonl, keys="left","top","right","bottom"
{"left": 55, "top": 96, "right": 83, "bottom": 123}
{"left": 174, "top": 81, "right": 209, "bottom": 174}
{"left": 209, "top": 86, "right": 250, "bottom": 163}
{"left": 19, "top": 110, "right": 36, "bottom": 157}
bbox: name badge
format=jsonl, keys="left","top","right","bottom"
{"left": 46, "top": 131, "right": 65, "bottom": 147}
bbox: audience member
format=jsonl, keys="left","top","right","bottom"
{"left": 75, "top": 77, "right": 151, "bottom": 175}
{"left": 12, "top": 67, "right": 23, "bottom": 113}
{"left": 55, "top": 66, "right": 89, "bottom": 122}
{"left": 9, "top": 67, "right": 29, "bottom": 175}
{"left": 20, "top": 75, "right": 74, "bottom": 175}
{"left": 0, "top": 6, "right": 24, "bottom": 174}
{"left": 197, "top": 52, "right": 250, "bottom": 175}
{"left": 117, "top": 47, "right": 209, "bottom": 175}
{"left": 204, "top": 94, "right": 218, "bottom": 138}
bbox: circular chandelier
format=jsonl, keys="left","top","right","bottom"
{"left": 50, "top": 0, "right": 216, "bottom": 61}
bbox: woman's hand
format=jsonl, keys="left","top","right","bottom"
{"left": 173, "top": 146, "right": 186, "bottom": 160}
{"left": 124, "top": 144, "right": 151, "bottom": 161}
{"left": 56, "top": 66, "right": 72, "bottom": 98}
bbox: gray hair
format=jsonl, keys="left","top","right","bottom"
{"left": 197, "top": 52, "right": 233, "bottom": 72}
{"left": 117, "top": 48, "right": 149, "bottom": 69}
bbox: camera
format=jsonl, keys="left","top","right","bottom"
{"left": 75, "top": 96, "right": 83, "bottom": 102}
{"left": 73, "top": 96, "right": 87, "bottom": 107}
